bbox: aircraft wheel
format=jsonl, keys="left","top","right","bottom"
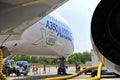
{"left": 62, "top": 68, "right": 67, "bottom": 75}
{"left": 57, "top": 68, "right": 61, "bottom": 75}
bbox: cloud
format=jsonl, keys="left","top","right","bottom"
{"left": 54, "top": 0, "right": 100, "bottom": 52}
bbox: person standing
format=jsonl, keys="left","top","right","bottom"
{"left": 32, "top": 66, "right": 35, "bottom": 74}
{"left": 75, "top": 63, "right": 80, "bottom": 72}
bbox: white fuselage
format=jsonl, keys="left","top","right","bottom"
{"left": 3, "top": 13, "right": 74, "bottom": 58}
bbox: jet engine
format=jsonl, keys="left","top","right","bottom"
{"left": 91, "top": 0, "right": 120, "bottom": 74}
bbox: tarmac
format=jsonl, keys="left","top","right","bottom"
{"left": 7, "top": 66, "right": 120, "bottom": 80}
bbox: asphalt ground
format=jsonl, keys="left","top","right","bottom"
{"left": 7, "top": 67, "right": 120, "bottom": 80}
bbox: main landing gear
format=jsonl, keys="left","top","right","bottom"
{"left": 57, "top": 57, "right": 67, "bottom": 75}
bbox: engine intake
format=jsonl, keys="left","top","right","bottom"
{"left": 91, "top": 0, "right": 120, "bottom": 74}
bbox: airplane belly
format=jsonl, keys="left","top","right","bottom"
{"left": 3, "top": 40, "right": 63, "bottom": 58}
{"left": 3, "top": 38, "right": 73, "bottom": 58}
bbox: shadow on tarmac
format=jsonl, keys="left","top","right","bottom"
{"left": 12, "top": 74, "right": 71, "bottom": 80}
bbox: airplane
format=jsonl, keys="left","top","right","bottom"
{"left": 2, "top": 0, "right": 120, "bottom": 79}
{"left": 0, "top": 0, "right": 71, "bottom": 75}
{"left": 1, "top": 12, "right": 74, "bottom": 75}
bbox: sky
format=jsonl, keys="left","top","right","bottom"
{"left": 53, "top": 0, "right": 100, "bottom": 53}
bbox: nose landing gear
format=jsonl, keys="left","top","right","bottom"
{"left": 57, "top": 57, "right": 67, "bottom": 75}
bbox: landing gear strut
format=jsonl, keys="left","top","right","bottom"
{"left": 57, "top": 57, "right": 67, "bottom": 75}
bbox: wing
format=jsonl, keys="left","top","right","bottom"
{"left": 0, "top": 0, "right": 68, "bottom": 35}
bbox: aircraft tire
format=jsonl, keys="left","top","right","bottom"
{"left": 57, "top": 68, "right": 61, "bottom": 75}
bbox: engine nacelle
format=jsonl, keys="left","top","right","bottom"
{"left": 91, "top": 0, "right": 120, "bottom": 74}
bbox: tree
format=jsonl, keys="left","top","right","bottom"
{"left": 68, "top": 51, "right": 91, "bottom": 64}
{"left": 14, "top": 51, "right": 91, "bottom": 65}
{"left": 14, "top": 55, "right": 30, "bottom": 62}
